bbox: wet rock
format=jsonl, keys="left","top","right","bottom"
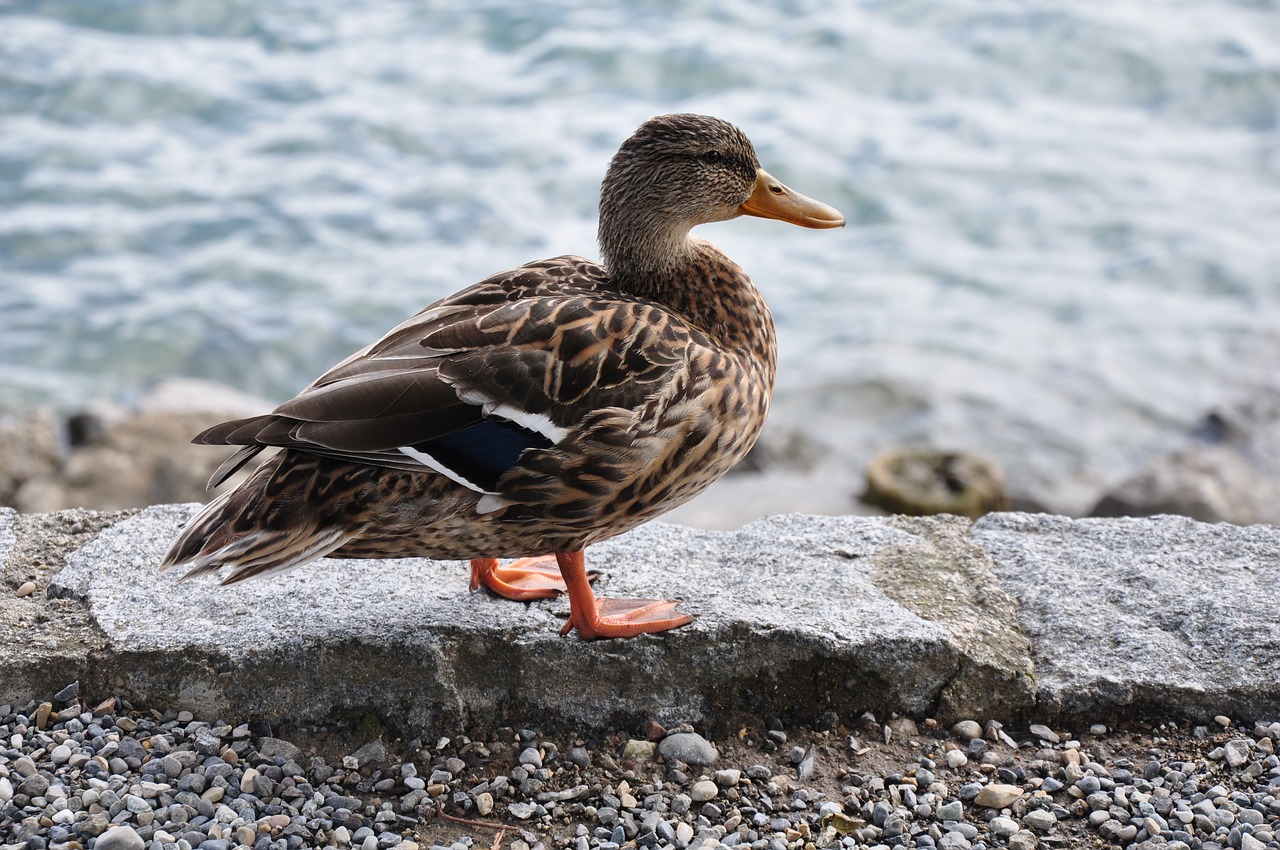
{"left": 862, "top": 448, "right": 1007, "bottom": 519}
{"left": 1091, "top": 394, "right": 1280, "bottom": 525}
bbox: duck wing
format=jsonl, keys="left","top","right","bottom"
{"left": 197, "top": 256, "right": 694, "bottom": 497}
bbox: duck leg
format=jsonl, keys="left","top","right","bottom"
{"left": 554, "top": 550, "right": 693, "bottom": 639}
{"left": 469, "top": 556, "right": 598, "bottom": 601}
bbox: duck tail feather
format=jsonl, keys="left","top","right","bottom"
{"left": 161, "top": 458, "right": 355, "bottom": 583}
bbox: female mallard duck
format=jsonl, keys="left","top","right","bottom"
{"left": 162, "top": 114, "right": 843, "bottom": 639}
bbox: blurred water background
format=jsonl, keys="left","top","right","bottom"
{"left": 1, "top": 0, "right": 1278, "bottom": 514}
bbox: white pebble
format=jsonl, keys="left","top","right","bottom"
{"left": 689, "top": 779, "right": 718, "bottom": 802}
{"left": 714, "top": 768, "right": 741, "bottom": 787}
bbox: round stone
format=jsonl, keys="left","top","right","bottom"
{"left": 951, "top": 721, "right": 982, "bottom": 742}
{"left": 657, "top": 732, "right": 718, "bottom": 767}
{"left": 475, "top": 792, "right": 494, "bottom": 816}
{"left": 1076, "top": 775, "right": 1101, "bottom": 794}
{"left": 689, "top": 780, "right": 718, "bottom": 802}
{"left": 945, "top": 750, "right": 968, "bottom": 769}
{"left": 95, "top": 825, "right": 145, "bottom": 850}
{"left": 990, "top": 816, "right": 1018, "bottom": 837}
{"left": 1022, "top": 809, "right": 1056, "bottom": 831}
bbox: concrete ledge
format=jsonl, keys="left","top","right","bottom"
{"left": 2, "top": 505, "right": 1277, "bottom": 732}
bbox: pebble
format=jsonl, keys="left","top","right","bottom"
{"left": 94, "top": 825, "right": 145, "bottom": 850}
{"left": 1008, "top": 830, "right": 1039, "bottom": 850}
{"left": 1224, "top": 738, "right": 1252, "bottom": 767}
{"left": 714, "top": 768, "right": 741, "bottom": 786}
{"left": 657, "top": 731, "right": 718, "bottom": 767}
{"left": 973, "top": 783, "right": 1023, "bottom": 808}
{"left": 16, "top": 580, "right": 36, "bottom": 597}
{"left": 951, "top": 720, "right": 982, "bottom": 742}
{"left": 1028, "top": 724, "right": 1060, "bottom": 744}
{"left": 936, "top": 800, "right": 964, "bottom": 821}
{"left": 1, "top": 699, "right": 1278, "bottom": 850}
{"left": 1022, "top": 809, "right": 1057, "bottom": 831}
{"left": 621, "top": 739, "right": 655, "bottom": 762}
{"left": 689, "top": 779, "right": 719, "bottom": 802}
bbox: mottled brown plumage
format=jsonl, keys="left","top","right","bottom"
{"left": 162, "top": 113, "right": 843, "bottom": 639}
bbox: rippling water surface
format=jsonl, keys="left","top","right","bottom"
{"left": 2, "top": 0, "right": 1279, "bottom": 512}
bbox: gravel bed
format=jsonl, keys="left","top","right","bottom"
{"left": 2, "top": 687, "right": 1279, "bottom": 850}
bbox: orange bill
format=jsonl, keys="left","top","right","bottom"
{"left": 739, "top": 167, "right": 844, "bottom": 229}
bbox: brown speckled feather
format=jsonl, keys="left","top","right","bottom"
{"left": 161, "top": 114, "right": 842, "bottom": 600}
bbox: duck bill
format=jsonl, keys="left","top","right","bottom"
{"left": 738, "top": 168, "right": 845, "bottom": 229}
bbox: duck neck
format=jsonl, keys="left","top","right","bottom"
{"left": 602, "top": 228, "right": 777, "bottom": 377}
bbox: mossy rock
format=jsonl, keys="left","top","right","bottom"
{"left": 862, "top": 448, "right": 1007, "bottom": 519}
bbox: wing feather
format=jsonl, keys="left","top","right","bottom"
{"left": 192, "top": 255, "right": 701, "bottom": 499}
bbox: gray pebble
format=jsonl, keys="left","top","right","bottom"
{"left": 938, "top": 830, "right": 972, "bottom": 850}
{"left": 1022, "top": 809, "right": 1056, "bottom": 831}
{"left": 657, "top": 732, "right": 718, "bottom": 767}
{"left": 1224, "top": 739, "right": 1251, "bottom": 768}
{"left": 936, "top": 800, "right": 963, "bottom": 821}
{"left": 95, "top": 825, "right": 145, "bottom": 850}
{"left": 1028, "top": 724, "right": 1060, "bottom": 744}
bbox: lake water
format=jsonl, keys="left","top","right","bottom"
{"left": 2, "top": 0, "right": 1278, "bottom": 513}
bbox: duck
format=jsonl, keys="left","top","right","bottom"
{"left": 161, "top": 113, "right": 844, "bottom": 639}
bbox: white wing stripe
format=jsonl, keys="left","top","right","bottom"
{"left": 398, "top": 446, "right": 491, "bottom": 494}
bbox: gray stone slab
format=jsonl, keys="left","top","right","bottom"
{"left": 0, "top": 507, "right": 14, "bottom": 565}
{"left": 46, "top": 505, "right": 1032, "bottom": 732}
{"left": 973, "top": 512, "right": 1280, "bottom": 720}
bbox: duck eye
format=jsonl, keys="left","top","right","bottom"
{"left": 701, "top": 150, "right": 723, "bottom": 164}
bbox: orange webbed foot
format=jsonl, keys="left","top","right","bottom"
{"left": 558, "top": 596, "right": 694, "bottom": 640}
{"left": 469, "top": 556, "right": 598, "bottom": 602}
{"left": 552, "top": 550, "right": 694, "bottom": 640}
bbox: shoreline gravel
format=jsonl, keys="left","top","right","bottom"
{"left": 2, "top": 688, "right": 1278, "bottom": 850}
